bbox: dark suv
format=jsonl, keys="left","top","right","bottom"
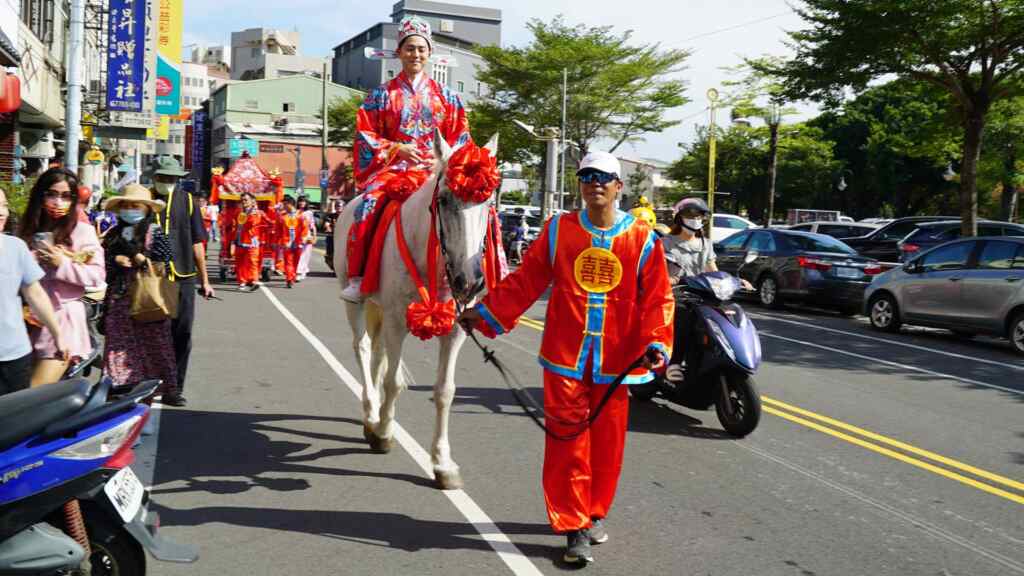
{"left": 841, "top": 216, "right": 956, "bottom": 263}
{"left": 897, "top": 220, "right": 1024, "bottom": 262}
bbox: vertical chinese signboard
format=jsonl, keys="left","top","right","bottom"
{"left": 155, "top": 0, "right": 182, "bottom": 115}
{"left": 106, "top": 0, "right": 146, "bottom": 112}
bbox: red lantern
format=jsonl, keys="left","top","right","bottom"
{"left": 0, "top": 74, "right": 21, "bottom": 114}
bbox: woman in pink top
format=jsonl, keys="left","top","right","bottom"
{"left": 295, "top": 196, "right": 317, "bottom": 281}
{"left": 18, "top": 168, "right": 106, "bottom": 386}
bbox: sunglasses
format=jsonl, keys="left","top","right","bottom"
{"left": 578, "top": 171, "right": 618, "bottom": 185}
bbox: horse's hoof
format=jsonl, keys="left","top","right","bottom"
{"left": 434, "top": 468, "right": 463, "bottom": 490}
{"left": 366, "top": 431, "right": 394, "bottom": 454}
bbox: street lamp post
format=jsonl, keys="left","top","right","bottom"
{"left": 706, "top": 88, "right": 720, "bottom": 236}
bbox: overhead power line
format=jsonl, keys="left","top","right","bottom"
{"left": 666, "top": 11, "right": 794, "bottom": 48}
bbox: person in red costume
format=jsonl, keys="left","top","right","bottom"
{"left": 274, "top": 196, "right": 309, "bottom": 289}
{"left": 340, "top": 15, "right": 472, "bottom": 303}
{"left": 234, "top": 192, "right": 264, "bottom": 293}
{"left": 459, "top": 151, "right": 674, "bottom": 566}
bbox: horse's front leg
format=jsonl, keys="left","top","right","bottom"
{"left": 367, "top": 313, "right": 407, "bottom": 454}
{"left": 432, "top": 326, "right": 466, "bottom": 490}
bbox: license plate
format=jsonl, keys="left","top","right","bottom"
{"left": 835, "top": 267, "right": 861, "bottom": 279}
{"left": 104, "top": 467, "right": 144, "bottom": 523}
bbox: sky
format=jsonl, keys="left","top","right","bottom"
{"left": 183, "top": 0, "right": 813, "bottom": 163}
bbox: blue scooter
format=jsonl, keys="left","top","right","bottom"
{"left": 632, "top": 271, "right": 763, "bottom": 437}
{"left": 0, "top": 377, "right": 197, "bottom": 574}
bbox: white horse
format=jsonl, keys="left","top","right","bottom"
{"left": 333, "top": 130, "right": 498, "bottom": 490}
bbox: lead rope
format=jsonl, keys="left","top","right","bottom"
{"left": 434, "top": 195, "right": 647, "bottom": 441}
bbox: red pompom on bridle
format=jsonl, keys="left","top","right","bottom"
{"left": 445, "top": 144, "right": 499, "bottom": 204}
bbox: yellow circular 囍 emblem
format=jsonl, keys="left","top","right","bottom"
{"left": 573, "top": 247, "right": 623, "bottom": 294}
{"left": 237, "top": 212, "right": 247, "bottom": 225}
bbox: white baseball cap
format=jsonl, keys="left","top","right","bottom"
{"left": 576, "top": 151, "right": 621, "bottom": 177}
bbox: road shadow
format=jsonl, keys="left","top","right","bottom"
{"left": 628, "top": 398, "right": 735, "bottom": 440}
{"left": 151, "top": 409, "right": 437, "bottom": 497}
{"left": 152, "top": 502, "right": 586, "bottom": 569}
{"left": 409, "top": 384, "right": 735, "bottom": 440}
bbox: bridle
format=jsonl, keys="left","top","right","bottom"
{"left": 431, "top": 175, "right": 488, "bottom": 311}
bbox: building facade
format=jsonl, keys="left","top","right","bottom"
{"left": 207, "top": 75, "right": 363, "bottom": 202}
{"left": 331, "top": 0, "right": 500, "bottom": 105}
{"left": 230, "top": 28, "right": 329, "bottom": 81}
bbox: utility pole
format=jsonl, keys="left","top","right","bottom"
{"left": 294, "top": 146, "right": 304, "bottom": 192}
{"left": 559, "top": 68, "right": 567, "bottom": 212}
{"left": 320, "top": 61, "right": 329, "bottom": 206}
{"left": 64, "top": 0, "right": 86, "bottom": 173}
{"left": 543, "top": 128, "right": 559, "bottom": 222}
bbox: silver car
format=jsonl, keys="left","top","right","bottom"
{"left": 864, "top": 237, "right": 1024, "bottom": 355}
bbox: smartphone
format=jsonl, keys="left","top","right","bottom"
{"left": 32, "top": 232, "right": 54, "bottom": 247}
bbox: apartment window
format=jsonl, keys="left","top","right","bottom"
{"left": 283, "top": 102, "right": 296, "bottom": 112}
{"left": 387, "top": 69, "right": 394, "bottom": 79}
{"left": 432, "top": 64, "right": 448, "bottom": 86}
{"left": 457, "top": 81, "right": 464, "bottom": 92}
{"left": 440, "top": 19, "right": 454, "bottom": 33}
{"left": 21, "top": 0, "right": 55, "bottom": 44}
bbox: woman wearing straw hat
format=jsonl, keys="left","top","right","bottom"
{"left": 101, "top": 184, "right": 178, "bottom": 399}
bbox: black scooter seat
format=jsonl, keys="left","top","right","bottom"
{"left": 0, "top": 378, "right": 92, "bottom": 451}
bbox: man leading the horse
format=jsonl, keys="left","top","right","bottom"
{"left": 341, "top": 15, "right": 472, "bottom": 303}
{"left": 459, "top": 151, "right": 674, "bottom": 565}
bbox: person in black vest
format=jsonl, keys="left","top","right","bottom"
{"left": 148, "top": 156, "right": 214, "bottom": 406}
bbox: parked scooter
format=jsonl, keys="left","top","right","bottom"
{"left": 0, "top": 378, "right": 198, "bottom": 574}
{"left": 631, "top": 271, "right": 763, "bottom": 437}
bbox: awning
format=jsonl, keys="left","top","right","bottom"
{"left": 283, "top": 186, "right": 322, "bottom": 203}
{"left": 0, "top": 28, "right": 19, "bottom": 67}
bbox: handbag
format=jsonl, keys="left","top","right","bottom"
{"left": 128, "top": 260, "right": 180, "bottom": 322}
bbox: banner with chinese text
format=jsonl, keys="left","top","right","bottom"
{"left": 106, "top": 0, "right": 146, "bottom": 111}
{"left": 154, "top": 0, "right": 182, "bottom": 115}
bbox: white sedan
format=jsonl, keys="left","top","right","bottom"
{"left": 711, "top": 213, "right": 756, "bottom": 242}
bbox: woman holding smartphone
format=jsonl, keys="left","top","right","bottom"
{"left": 17, "top": 168, "right": 106, "bottom": 386}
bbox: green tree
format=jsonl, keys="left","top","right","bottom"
{"left": 810, "top": 79, "right": 961, "bottom": 218}
{"left": 725, "top": 56, "right": 800, "bottom": 227}
{"left": 978, "top": 93, "right": 1024, "bottom": 221}
{"left": 326, "top": 93, "right": 365, "bottom": 146}
{"left": 758, "top": 0, "right": 1024, "bottom": 236}
{"left": 472, "top": 16, "right": 690, "bottom": 166}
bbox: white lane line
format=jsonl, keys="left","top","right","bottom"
{"left": 260, "top": 287, "right": 544, "bottom": 576}
{"left": 761, "top": 331, "right": 1024, "bottom": 396}
{"left": 751, "top": 313, "right": 1024, "bottom": 371}
{"left": 736, "top": 441, "right": 1024, "bottom": 574}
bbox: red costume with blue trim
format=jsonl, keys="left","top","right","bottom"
{"left": 474, "top": 210, "right": 674, "bottom": 533}
{"left": 348, "top": 71, "right": 471, "bottom": 284}
{"left": 275, "top": 210, "right": 310, "bottom": 283}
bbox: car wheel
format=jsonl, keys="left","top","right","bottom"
{"left": 869, "top": 293, "right": 902, "bottom": 333}
{"left": 1009, "top": 312, "right": 1024, "bottom": 356}
{"left": 758, "top": 275, "right": 783, "bottom": 309}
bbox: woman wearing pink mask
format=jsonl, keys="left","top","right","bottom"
{"left": 17, "top": 168, "right": 106, "bottom": 386}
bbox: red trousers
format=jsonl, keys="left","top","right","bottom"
{"left": 281, "top": 247, "right": 301, "bottom": 282}
{"left": 235, "top": 246, "right": 260, "bottom": 285}
{"left": 346, "top": 191, "right": 391, "bottom": 279}
{"left": 542, "top": 368, "right": 629, "bottom": 533}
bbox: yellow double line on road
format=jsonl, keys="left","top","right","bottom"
{"left": 516, "top": 317, "right": 1024, "bottom": 506}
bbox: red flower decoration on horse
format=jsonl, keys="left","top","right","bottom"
{"left": 446, "top": 144, "right": 499, "bottom": 204}
{"left": 380, "top": 170, "right": 430, "bottom": 202}
{"left": 406, "top": 299, "right": 457, "bottom": 340}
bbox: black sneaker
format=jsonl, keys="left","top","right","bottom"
{"left": 564, "top": 529, "right": 594, "bottom": 565}
{"left": 589, "top": 518, "right": 608, "bottom": 544}
{"left": 162, "top": 393, "right": 187, "bottom": 407}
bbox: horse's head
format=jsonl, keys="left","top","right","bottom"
{"left": 433, "top": 129, "right": 500, "bottom": 305}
